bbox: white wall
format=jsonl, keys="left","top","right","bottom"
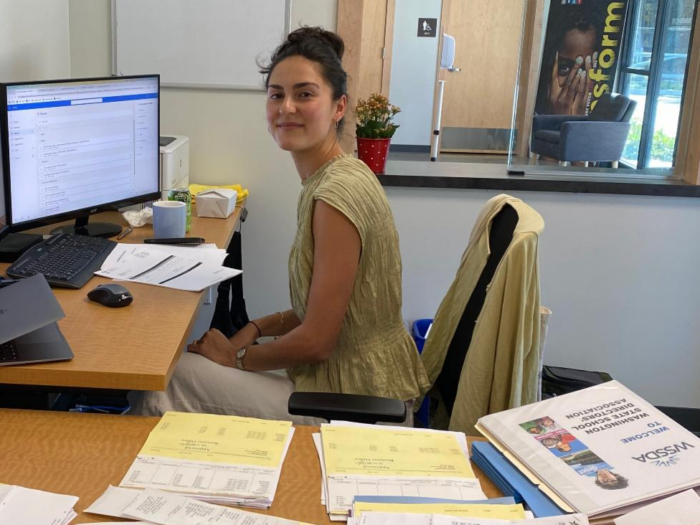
{"left": 65, "top": 0, "right": 700, "bottom": 409}
{"left": 0, "top": 0, "right": 70, "bottom": 81}
{"left": 69, "top": 0, "right": 111, "bottom": 78}
{"left": 389, "top": 0, "right": 442, "bottom": 146}
{"left": 0, "top": 0, "right": 70, "bottom": 254}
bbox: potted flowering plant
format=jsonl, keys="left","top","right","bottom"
{"left": 355, "top": 93, "right": 401, "bottom": 174}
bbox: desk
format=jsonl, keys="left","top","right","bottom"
{"left": 0, "top": 207, "right": 244, "bottom": 391}
{"left": 0, "top": 409, "right": 502, "bottom": 524}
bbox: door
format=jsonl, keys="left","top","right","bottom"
{"left": 437, "top": 0, "right": 526, "bottom": 153}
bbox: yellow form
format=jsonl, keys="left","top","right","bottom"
{"left": 321, "top": 426, "right": 476, "bottom": 478}
{"left": 138, "top": 411, "right": 292, "bottom": 467}
{"left": 353, "top": 501, "right": 526, "bottom": 519}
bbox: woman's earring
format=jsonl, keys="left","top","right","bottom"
{"left": 334, "top": 119, "right": 339, "bottom": 129}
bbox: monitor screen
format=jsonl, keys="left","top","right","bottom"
{"left": 1, "top": 75, "right": 160, "bottom": 235}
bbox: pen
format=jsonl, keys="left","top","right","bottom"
{"left": 117, "top": 227, "right": 133, "bottom": 240}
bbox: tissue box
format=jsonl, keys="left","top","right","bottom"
{"left": 195, "top": 188, "right": 238, "bottom": 218}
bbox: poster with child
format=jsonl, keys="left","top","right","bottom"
{"left": 535, "top": 0, "right": 630, "bottom": 116}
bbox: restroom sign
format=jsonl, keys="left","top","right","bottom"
{"left": 417, "top": 18, "right": 437, "bottom": 37}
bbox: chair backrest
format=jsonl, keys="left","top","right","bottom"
{"left": 589, "top": 93, "right": 637, "bottom": 122}
{"left": 435, "top": 203, "right": 519, "bottom": 415}
{"left": 210, "top": 229, "right": 250, "bottom": 338}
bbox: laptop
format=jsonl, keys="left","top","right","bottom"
{"left": 0, "top": 274, "right": 74, "bottom": 366}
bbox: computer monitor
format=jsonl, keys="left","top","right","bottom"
{"left": 0, "top": 75, "right": 160, "bottom": 238}
{"left": 0, "top": 143, "right": 7, "bottom": 241}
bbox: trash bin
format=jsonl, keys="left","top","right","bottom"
{"left": 412, "top": 319, "right": 433, "bottom": 426}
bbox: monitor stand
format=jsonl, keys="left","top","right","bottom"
{"left": 50, "top": 216, "right": 122, "bottom": 238}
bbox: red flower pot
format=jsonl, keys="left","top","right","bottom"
{"left": 357, "top": 137, "right": 391, "bottom": 174}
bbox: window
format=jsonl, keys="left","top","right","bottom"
{"left": 619, "top": 0, "right": 697, "bottom": 168}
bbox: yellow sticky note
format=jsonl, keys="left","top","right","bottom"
{"left": 321, "top": 426, "right": 476, "bottom": 478}
{"left": 353, "top": 502, "right": 526, "bottom": 519}
{"left": 139, "top": 411, "right": 292, "bottom": 467}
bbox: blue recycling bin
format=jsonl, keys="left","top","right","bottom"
{"left": 411, "top": 318, "right": 433, "bottom": 426}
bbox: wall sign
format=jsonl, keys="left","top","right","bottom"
{"left": 417, "top": 18, "right": 437, "bottom": 37}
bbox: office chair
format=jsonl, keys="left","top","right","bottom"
{"left": 288, "top": 392, "right": 406, "bottom": 424}
{"left": 210, "top": 209, "right": 250, "bottom": 338}
{"left": 421, "top": 195, "right": 546, "bottom": 435}
{"left": 433, "top": 202, "right": 519, "bottom": 417}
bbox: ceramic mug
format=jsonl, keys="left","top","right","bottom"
{"left": 152, "top": 200, "right": 186, "bottom": 238}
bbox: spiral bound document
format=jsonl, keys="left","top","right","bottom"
{"left": 477, "top": 381, "right": 700, "bottom": 523}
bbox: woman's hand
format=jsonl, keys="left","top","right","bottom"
{"left": 549, "top": 52, "right": 584, "bottom": 115}
{"left": 573, "top": 53, "right": 596, "bottom": 116}
{"left": 188, "top": 328, "right": 238, "bottom": 368}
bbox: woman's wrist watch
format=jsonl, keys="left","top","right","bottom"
{"left": 235, "top": 347, "right": 248, "bottom": 371}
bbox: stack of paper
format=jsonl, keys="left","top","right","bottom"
{"left": 87, "top": 485, "right": 312, "bottom": 525}
{"left": 0, "top": 484, "right": 78, "bottom": 525}
{"left": 352, "top": 511, "right": 590, "bottom": 525}
{"left": 351, "top": 498, "right": 527, "bottom": 520}
{"left": 476, "top": 381, "right": 700, "bottom": 524}
{"left": 97, "top": 243, "right": 240, "bottom": 292}
{"left": 119, "top": 411, "right": 295, "bottom": 508}
{"left": 313, "top": 421, "right": 487, "bottom": 520}
{"left": 352, "top": 494, "right": 519, "bottom": 510}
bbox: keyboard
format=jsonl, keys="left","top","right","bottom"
{"left": 0, "top": 341, "right": 19, "bottom": 363}
{"left": 7, "top": 233, "right": 117, "bottom": 289}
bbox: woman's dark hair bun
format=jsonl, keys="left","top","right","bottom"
{"left": 285, "top": 27, "right": 344, "bottom": 60}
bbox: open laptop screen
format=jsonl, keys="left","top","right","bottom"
{"left": 0, "top": 274, "right": 65, "bottom": 343}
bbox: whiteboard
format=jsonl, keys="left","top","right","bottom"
{"left": 113, "top": 0, "right": 291, "bottom": 90}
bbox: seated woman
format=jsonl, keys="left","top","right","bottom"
{"left": 131, "top": 27, "right": 429, "bottom": 423}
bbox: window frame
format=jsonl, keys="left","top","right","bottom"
{"left": 618, "top": 0, "right": 696, "bottom": 169}
{"left": 514, "top": 0, "right": 700, "bottom": 184}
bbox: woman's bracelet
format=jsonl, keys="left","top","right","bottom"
{"left": 277, "top": 311, "right": 285, "bottom": 326}
{"left": 249, "top": 320, "right": 262, "bottom": 339}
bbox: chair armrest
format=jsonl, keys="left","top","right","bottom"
{"left": 560, "top": 121, "right": 631, "bottom": 162}
{"left": 532, "top": 114, "right": 588, "bottom": 133}
{"left": 288, "top": 392, "right": 407, "bottom": 424}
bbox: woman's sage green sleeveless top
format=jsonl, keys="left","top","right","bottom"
{"left": 287, "top": 154, "right": 430, "bottom": 401}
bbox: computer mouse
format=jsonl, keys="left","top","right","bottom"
{"left": 87, "top": 283, "right": 134, "bottom": 308}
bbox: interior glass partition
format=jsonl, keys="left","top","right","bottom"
{"left": 508, "top": 0, "right": 697, "bottom": 179}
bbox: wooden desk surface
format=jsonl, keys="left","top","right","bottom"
{"left": 0, "top": 206, "right": 243, "bottom": 391}
{"left": 0, "top": 409, "right": 502, "bottom": 524}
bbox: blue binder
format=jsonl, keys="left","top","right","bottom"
{"left": 471, "top": 441, "right": 567, "bottom": 518}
